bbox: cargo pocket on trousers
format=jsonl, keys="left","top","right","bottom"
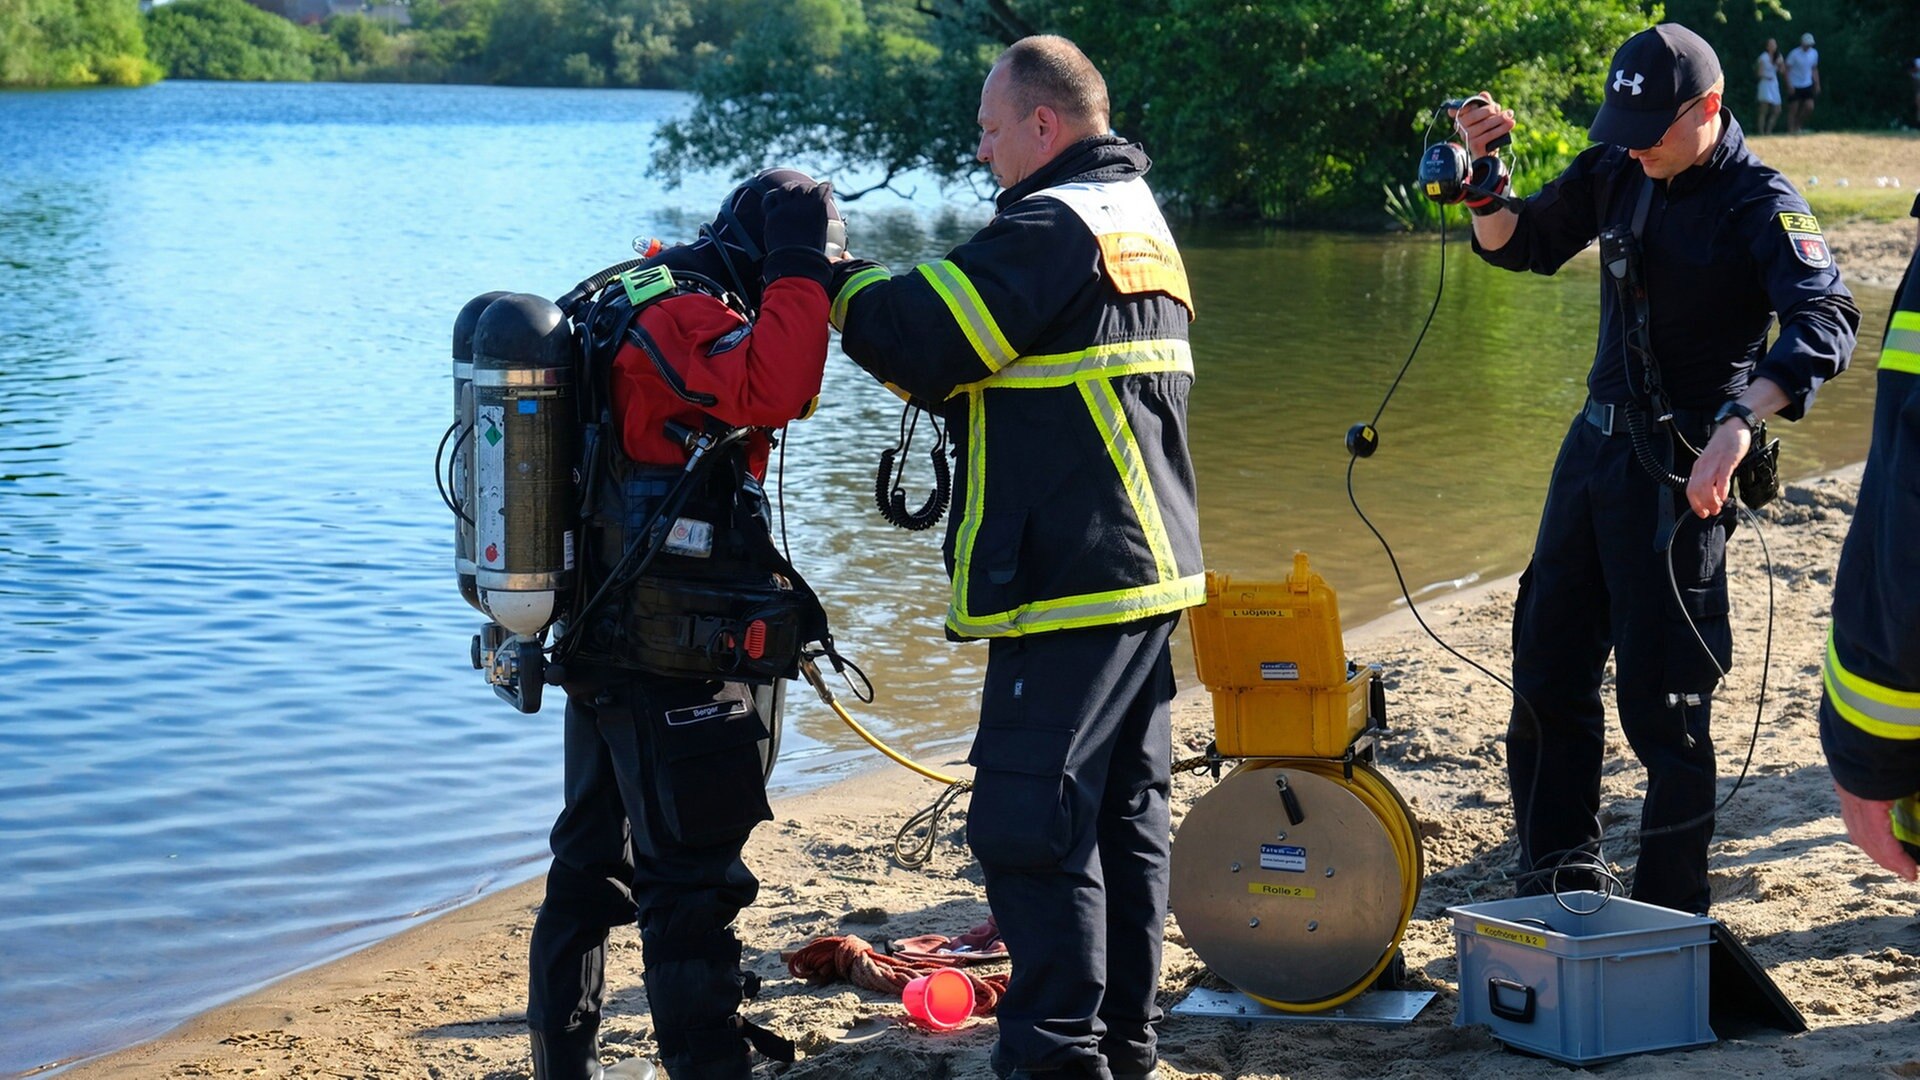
{"left": 1664, "top": 517, "right": 1732, "bottom": 694}
{"left": 966, "top": 723, "right": 1077, "bottom": 871}
{"left": 649, "top": 687, "right": 774, "bottom": 848}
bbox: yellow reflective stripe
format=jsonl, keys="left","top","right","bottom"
{"left": 1882, "top": 310, "right": 1920, "bottom": 375}
{"left": 966, "top": 339, "right": 1193, "bottom": 390}
{"left": 948, "top": 386, "right": 992, "bottom": 628}
{"left": 830, "top": 267, "right": 890, "bottom": 331}
{"left": 1080, "top": 377, "right": 1179, "bottom": 582}
{"left": 918, "top": 260, "right": 1017, "bottom": 372}
{"left": 946, "top": 573, "right": 1208, "bottom": 638}
{"left": 1894, "top": 796, "right": 1920, "bottom": 846}
{"left": 1823, "top": 628, "right": 1920, "bottom": 739}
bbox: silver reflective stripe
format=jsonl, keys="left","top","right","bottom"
{"left": 1079, "top": 377, "right": 1180, "bottom": 582}
{"left": 986, "top": 339, "right": 1193, "bottom": 388}
{"left": 1823, "top": 632, "right": 1920, "bottom": 739}
{"left": 919, "top": 260, "right": 1018, "bottom": 371}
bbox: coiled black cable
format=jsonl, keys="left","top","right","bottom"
{"left": 874, "top": 404, "right": 950, "bottom": 531}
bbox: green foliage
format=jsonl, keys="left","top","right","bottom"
{"left": 0, "top": 0, "right": 160, "bottom": 87}
{"left": 657, "top": 0, "right": 1644, "bottom": 221}
{"left": 145, "top": 0, "right": 320, "bottom": 80}
{"left": 654, "top": 0, "right": 992, "bottom": 196}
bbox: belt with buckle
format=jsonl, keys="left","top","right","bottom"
{"left": 1583, "top": 399, "right": 1617, "bottom": 436}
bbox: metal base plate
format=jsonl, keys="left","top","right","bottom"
{"left": 1170, "top": 987, "right": 1436, "bottom": 1027}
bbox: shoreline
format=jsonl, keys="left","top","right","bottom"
{"left": 62, "top": 461, "right": 1920, "bottom": 1080}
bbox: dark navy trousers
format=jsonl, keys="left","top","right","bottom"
{"left": 967, "top": 614, "right": 1178, "bottom": 1079}
{"left": 1508, "top": 412, "right": 1733, "bottom": 914}
{"left": 527, "top": 674, "right": 772, "bottom": 1080}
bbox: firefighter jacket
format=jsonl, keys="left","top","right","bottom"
{"left": 1821, "top": 207, "right": 1920, "bottom": 844}
{"left": 829, "top": 136, "right": 1204, "bottom": 640}
{"left": 1474, "top": 110, "right": 1858, "bottom": 419}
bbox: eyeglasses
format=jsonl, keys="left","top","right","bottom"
{"left": 1643, "top": 96, "right": 1708, "bottom": 150}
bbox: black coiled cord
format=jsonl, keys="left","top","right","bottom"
{"left": 874, "top": 404, "right": 950, "bottom": 531}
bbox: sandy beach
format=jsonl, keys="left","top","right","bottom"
{"left": 55, "top": 220, "right": 1919, "bottom": 1080}
{"left": 58, "top": 454, "right": 1920, "bottom": 1080}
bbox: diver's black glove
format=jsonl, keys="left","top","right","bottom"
{"left": 760, "top": 182, "right": 833, "bottom": 287}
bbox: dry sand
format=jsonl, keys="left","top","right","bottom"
{"left": 61, "top": 459, "right": 1920, "bottom": 1080}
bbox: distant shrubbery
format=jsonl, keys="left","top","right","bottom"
{"left": 145, "top": 0, "right": 329, "bottom": 81}
{"left": 0, "top": 0, "right": 160, "bottom": 86}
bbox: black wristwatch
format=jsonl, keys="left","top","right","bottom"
{"left": 1713, "top": 399, "right": 1757, "bottom": 432}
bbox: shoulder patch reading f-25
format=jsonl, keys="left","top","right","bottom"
{"left": 1777, "top": 211, "right": 1822, "bottom": 235}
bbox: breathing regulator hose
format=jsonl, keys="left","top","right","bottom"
{"left": 1241, "top": 760, "right": 1423, "bottom": 1013}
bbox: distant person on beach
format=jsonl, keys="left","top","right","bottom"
{"left": 1755, "top": 38, "right": 1784, "bottom": 135}
{"left": 525, "top": 172, "right": 839, "bottom": 1080}
{"left": 1456, "top": 23, "right": 1858, "bottom": 914}
{"left": 1820, "top": 193, "right": 1920, "bottom": 884}
{"left": 1785, "top": 32, "right": 1820, "bottom": 133}
{"left": 826, "top": 34, "right": 1202, "bottom": 1080}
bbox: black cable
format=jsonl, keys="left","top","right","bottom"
{"left": 1347, "top": 157, "right": 1778, "bottom": 902}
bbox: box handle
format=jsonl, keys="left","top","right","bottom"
{"left": 1488, "top": 977, "right": 1536, "bottom": 1024}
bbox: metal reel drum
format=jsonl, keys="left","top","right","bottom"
{"left": 1171, "top": 761, "right": 1411, "bottom": 1007}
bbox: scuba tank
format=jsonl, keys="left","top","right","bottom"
{"left": 469, "top": 293, "right": 577, "bottom": 711}
{"left": 451, "top": 291, "right": 509, "bottom": 614}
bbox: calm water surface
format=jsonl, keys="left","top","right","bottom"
{"left": 0, "top": 81, "right": 1891, "bottom": 1075}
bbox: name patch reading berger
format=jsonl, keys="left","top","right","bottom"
{"left": 665, "top": 698, "right": 750, "bottom": 727}
{"left": 1475, "top": 923, "right": 1547, "bottom": 949}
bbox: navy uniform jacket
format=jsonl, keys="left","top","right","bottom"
{"left": 1475, "top": 111, "right": 1858, "bottom": 418}
{"left": 828, "top": 137, "right": 1204, "bottom": 640}
{"left": 1821, "top": 202, "right": 1920, "bottom": 808}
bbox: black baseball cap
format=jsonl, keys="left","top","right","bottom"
{"left": 1588, "top": 23, "right": 1723, "bottom": 150}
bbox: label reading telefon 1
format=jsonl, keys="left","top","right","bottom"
{"left": 1259, "top": 844, "right": 1307, "bottom": 872}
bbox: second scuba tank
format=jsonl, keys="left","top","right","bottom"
{"left": 472, "top": 293, "right": 577, "bottom": 638}
{"left": 452, "top": 290, "right": 509, "bottom": 614}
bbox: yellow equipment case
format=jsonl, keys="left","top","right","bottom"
{"left": 1189, "top": 552, "right": 1382, "bottom": 758}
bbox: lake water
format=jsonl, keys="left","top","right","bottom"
{"left": 0, "top": 81, "right": 1891, "bottom": 1075}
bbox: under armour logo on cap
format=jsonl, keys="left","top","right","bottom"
{"left": 1589, "top": 23, "right": 1723, "bottom": 150}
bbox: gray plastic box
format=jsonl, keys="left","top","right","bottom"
{"left": 1447, "top": 891, "right": 1716, "bottom": 1065}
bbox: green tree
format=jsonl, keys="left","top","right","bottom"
{"left": 145, "top": 0, "right": 323, "bottom": 81}
{"left": 0, "top": 0, "right": 161, "bottom": 87}
{"left": 325, "top": 12, "right": 394, "bottom": 70}
{"left": 482, "top": 0, "right": 693, "bottom": 87}
{"left": 656, "top": 0, "right": 1649, "bottom": 220}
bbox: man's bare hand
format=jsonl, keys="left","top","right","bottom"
{"left": 1834, "top": 780, "right": 1920, "bottom": 881}
{"left": 1687, "top": 419, "right": 1751, "bottom": 517}
{"left": 1453, "top": 92, "right": 1516, "bottom": 159}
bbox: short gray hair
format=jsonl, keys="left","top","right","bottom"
{"left": 994, "top": 35, "right": 1109, "bottom": 131}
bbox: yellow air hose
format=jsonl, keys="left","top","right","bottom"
{"left": 799, "top": 657, "right": 963, "bottom": 786}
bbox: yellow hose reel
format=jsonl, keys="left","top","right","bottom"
{"left": 1172, "top": 554, "right": 1424, "bottom": 1011}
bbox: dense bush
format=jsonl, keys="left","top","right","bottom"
{"left": 144, "top": 0, "right": 325, "bottom": 81}
{"left": 0, "top": 0, "right": 159, "bottom": 86}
